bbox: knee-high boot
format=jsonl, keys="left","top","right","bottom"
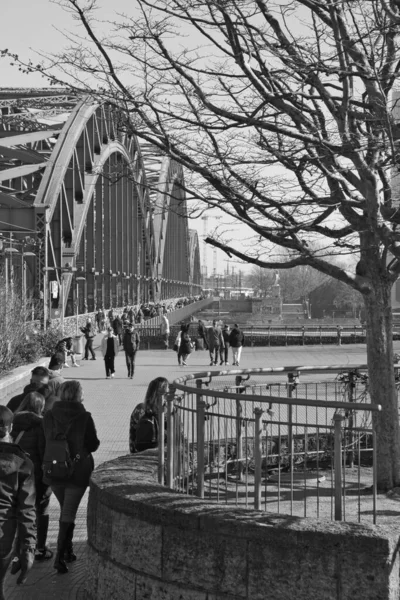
{"left": 36, "top": 514, "right": 49, "bottom": 551}
{"left": 65, "top": 523, "right": 77, "bottom": 562}
{"left": 53, "top": 522, "right": 70, "bottom": 574}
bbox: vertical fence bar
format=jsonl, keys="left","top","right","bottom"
{"left": 372, "top": 426, "right": 377, "bottom": 525}
{"left": 254, "top": 408, "right": 263, "bottom": 510}
{"left": 158, "top": 389, "right": 167, "bottom": 485}
{"left": 287, "top": 374, "right": 295, "bottom": 514}
{"left": 236, "top": 399, "right": 243, "bottom": 482}
{"left": 166, "top": 388, "right": 175, "bottom": 489}
{"left": 196, "top": 396, "right": 206, "bottom": 499}
{"left": 333, "top": 414, "right": 344, "bottom": 521}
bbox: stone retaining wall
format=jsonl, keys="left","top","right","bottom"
{"left": 87, "top": 451, "right": 400, "bottom": 600}
{"left": 0, "top": 358, "right": 49, "bottom": 403}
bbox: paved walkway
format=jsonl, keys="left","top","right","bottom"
{"left": 5, "top": 337, "right": 396, "bottom": 599}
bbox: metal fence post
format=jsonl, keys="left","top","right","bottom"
{"left": 254, "top": 408, "right": 263, "bottom": 510}
{"left": 166, "top": 388, "right": 175, "bottom": 489}
{"left": 158, "top": 389, "right": 167, "bottom": 485}
{"left": 196, "top": 395, "right": 206, "bottom": 499}
{"left": 287, "top": 373, "right": 294, "bottom": 511}
{"left": 333, "top": 414, "right": 344, "bottom": 521}
{"left": 236, "top": 399, "right": 243, "bottom": 481}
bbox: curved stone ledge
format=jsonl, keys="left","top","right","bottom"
{"left": 87, "top": 451, "right": 400, "bottom": 600}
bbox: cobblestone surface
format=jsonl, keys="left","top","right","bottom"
{"left": 4, "top": 335, "right": 390, "bottom": 599}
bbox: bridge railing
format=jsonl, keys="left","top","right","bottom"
{"left": 136, "top": 297, "right": 215, "bottom": 329}
{"left": 158, "top": 365, "right": 384, "bottom": 524}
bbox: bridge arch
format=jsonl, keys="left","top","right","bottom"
{"left": 0, "top": 90, "right": 202, "bottom": 319}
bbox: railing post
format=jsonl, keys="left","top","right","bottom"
{"left": 287, "top": 373, "right": 294, "bottom": 510}
{"left": 302, "top": 326, "right": 305, "bottom": 346}
{"left": 158, "top": 388, "right": 167, "bottom": 485}
{"left": 333, "top": 414, "right": 344, "bottom": 521}
{"left": 268, "top": 326, "right": 271, "bottom": 346}
{"left": 236, "top": 399, "right": 243, "bottom": 481}
{"left": 166, "top": 388, "right": 175, "bottom": 489}
{"left": 319, "top": 325, "right": 322, "bottom": 345}
{"left": 196, "top": 395, "right": 206, "bottom": 499}
{"left": 254, "top": 408, "right": 263, "bottom": 510}
{"left": 285, "top": 326, "right": 288, "bottom": 346}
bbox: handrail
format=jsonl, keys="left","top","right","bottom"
{"left": 173, "top": 386, "right": 381, "bottom": 411}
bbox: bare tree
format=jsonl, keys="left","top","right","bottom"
{"left": 6, "top": 0, "right": 400, "bottom": 489}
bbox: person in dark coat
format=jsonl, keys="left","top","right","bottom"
{"left": 197, "top": 320, "right": 208, "bottom": 350}
{"left": 112, "top": 315, "right": 123, "bottom": 345}
{"left": 100, "top": 327, "right": 119, "bottom": 379}
{"left": 0, "top": 405, "right": 36, "bottom": 594}
{"left": 48, "top": 354, "right": 66, "bottom": 396}
{"left": 207, "top": 320, "right": 224, "bottom": 366}
{"left": 131, "top": 378, "right": 169, "bottom": 453}
{"left": 221, "top": 324, "right": 231, "bottom": 366}
{"left": 12, "top": 393, "right": 53, "bottom": 561}
{"left": 43, "top": 380, "right": 100, "bottom": 574}
{"left": 177, "top": 324, "right": 193, "bottom": 367}
{"left": 228, "top": 324, "right": 245, "bottom": 366}
{"left": 7, "top": 366, "right": 58, "bottom": 413}
{"left": 122, "top": 324, "right": 140, "bottom": 379}
{"left": 80, "top": 321, "right": 96, "bottom": 360}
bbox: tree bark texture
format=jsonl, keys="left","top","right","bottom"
{"left": 364, "top": 277, "right": 400, "bottom": 491}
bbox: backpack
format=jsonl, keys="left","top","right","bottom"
{"left": 42, "top": 417, "right": 80, "bottom": 482}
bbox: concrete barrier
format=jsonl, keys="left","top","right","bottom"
{"left": 87, "top": 451, "right": 400, "bottom": 600}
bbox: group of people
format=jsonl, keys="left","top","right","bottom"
{"left": 172, "top": 320, "right": 245, "bottom": 367}
{"left": 0, "top": 366, "right": 99, "bottom": 595}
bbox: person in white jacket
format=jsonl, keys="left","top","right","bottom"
{"left": 100, "top": 327, "right": 119, "bottom": 379}
{"left": 160, "top": 315, "right": 170, "bottom": 350}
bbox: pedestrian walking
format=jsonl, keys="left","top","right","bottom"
{"left": 95, "top": 309, "right": 105, "bottom": 333}
{"left": 100, "top": 327, "right": 119, "bottom": 379}
{"left": 0, "top": 406, "right": 36, "bottom": 594}
{"left": 112, "top": 314, "right": 123, "bottom": 345}
{"left": 47, "top": 354, "right": 66, "bottom": 396}
{"left": 129, "top": 377, "right": 168, "bottom": 453}
{"left": 229, "top": 324, "right": 245, "bottom": 366}
{"left": 80, "top": 321, "right": 96, "bottom": 360}
{"left": 177, "top": 324, "right": 193, "bottom": 366}
{"left": 160, "top": 314, "right": 170, "bottom": 350}
{"left": 207, "top": 320, "right": 224, "bottom": 366}
{"left": 197, "top": 320, "right": 208, "bottom": 350}
{"left": 43, "top": 381, "right": 100, "bottom": 574}
{"left": 7, "top": 367, "right": 58, "bottom": 413}
{"left": 123, "top": 323, "right": 140, "bottom": 379}
{"left": 12, "top": 393, "right": 53, "bottom": 562}
{"left": 221, "top": 324, "right": 230, "bottom": 365}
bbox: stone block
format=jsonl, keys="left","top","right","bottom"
{"left": 162, "top": 526, "right": 247, "bottom": 597}
{"left": 97, "top": 558, "right": 136, "bottom": 600}
{"left": 135, "top": 575, "right": 208, "bottom": 600}
{"left": 87, "top": 495, "right": 113, "bottom": 554}
{"left": 111, "top": 511, "right": 162, "bottom": 577}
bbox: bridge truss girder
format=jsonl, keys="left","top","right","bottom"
{"left": 0, "top": 91, "right": 202, "bottom": 318}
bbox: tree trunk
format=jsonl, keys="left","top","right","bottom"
{"left": 364, "top": 279, "right": 400, "bottom": 491}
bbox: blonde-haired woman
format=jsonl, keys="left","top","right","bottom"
{"left": 43, "top": 380, "right": 100, "bottom": 574}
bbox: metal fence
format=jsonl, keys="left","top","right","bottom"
{"left": 157, "top": 365, "right": 383, "bottom": 523}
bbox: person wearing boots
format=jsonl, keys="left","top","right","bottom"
{"left": 0, "top": 405, "right": 36, "bottom": 597}
{"left": 122, "top": 323, "right": 140, "bottom": 379}
{"left": 100, "top": 327, "right": 119, "bottom": 379}
{"left": 80, "top": 321, "right": 96, "bottom": 360}
{"left": 160, "top": 314, "right": 170, "bottom": 350}
{"left": 43, "top": 380, "right": 100, "bottom": 575}
{"left": 11, "top": 393, "right": 53, "bottom": 562}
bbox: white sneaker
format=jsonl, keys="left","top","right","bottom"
{"left": 111, "top": 374, "right": 115, "bottom": 378}
{"left": 72, "top": 364, "right": 80, "bottom": 368}
{"left": 63, "top": 364, "right": 70, "bottom": 368}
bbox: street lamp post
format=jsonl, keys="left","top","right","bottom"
{"left": 75, "top": 276, "right": 86, "bottom": 335}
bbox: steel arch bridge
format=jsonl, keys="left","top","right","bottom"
{"left": 0, "top": 89, "right": 202, "bottom": 319}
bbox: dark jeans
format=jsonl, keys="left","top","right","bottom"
{"left": 51, "top": 484, "right": 87, "bottom": 524}
{"left": 104, "top": 354, "right": 115, "bottom": 376}
{"left": 35, "top": 480, "right": 52, "bottom": 549}
{"left": 84, "top": 338, "right": 96, "bottom": 359}
{"left": 220, "top": 343, "right": 230, "bottom": 364}
{"left": 209, "top": 346, "right": 220, "bottom": 364}
{"left": 125, "top": 352, "right": 137, "bottom": 376}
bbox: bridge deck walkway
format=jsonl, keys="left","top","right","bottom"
{"left": 4, "top": 337, "right": 391, "bottom": 599}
